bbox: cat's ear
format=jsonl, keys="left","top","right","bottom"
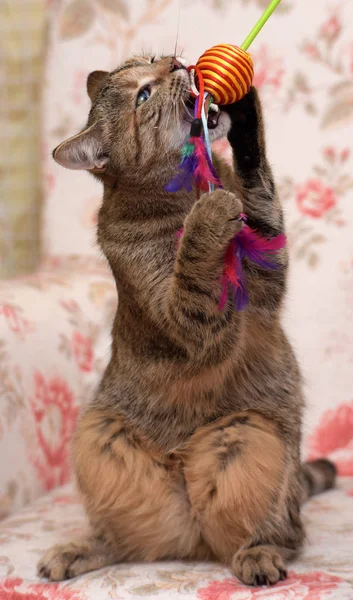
{"left": 53, "top": 122, "right": 108, "bottom": 171}
{"left": 87, "top": 70, "right": 108, "bottom": 102}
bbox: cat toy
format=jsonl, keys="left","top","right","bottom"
{"left": 166, "top": 0, "right": 286, "bottom": 310}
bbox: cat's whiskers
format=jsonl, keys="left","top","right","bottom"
{"left": 173, "top": 98, "right": 183, "bottom": 136}
{"left": 180, "top": 98, "right": 191, "bottom": 122}
{"left": 165, "top": 99, "right": 176, "bottom": 132}
{"left": 174, "top": 101, "right": 183, "bottom": 136}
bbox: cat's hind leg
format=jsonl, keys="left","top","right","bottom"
{"left": 38, "top": 408, "right": 209, "bottom": 580}
{"left": 183, "top": 411, "right": 304, "bottom": 586}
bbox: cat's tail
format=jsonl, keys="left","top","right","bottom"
{"left": 301, "top": 458, "right": 337, "bottom": 501}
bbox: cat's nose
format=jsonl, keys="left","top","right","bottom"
{"left": 170, "top": 57, "right": 186, "bottom": 72}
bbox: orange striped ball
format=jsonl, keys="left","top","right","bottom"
{"left": 196, "top": 44, "right": 254, "bottom": 105}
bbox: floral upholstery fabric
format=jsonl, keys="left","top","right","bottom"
{"left": 1, "top": 0, "right": 353, "bottom": 597}
{"left": 0, "top": 257, "right": 116, "bottom": 520}
{"left": 0, "top": 481, "right": 353, "bottom": 598}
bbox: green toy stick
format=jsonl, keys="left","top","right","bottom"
{"left": 240, "top": 0, "right": 282, "bottom": 51}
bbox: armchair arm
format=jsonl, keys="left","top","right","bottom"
{"left": 0, "top": 258, "right": 116, "bottom": 519}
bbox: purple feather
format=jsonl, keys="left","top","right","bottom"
{"left": 220, "top": 225, "right": 287, "bottom": 311}
{"left": 165, "top": 154, "right": 196, "bottom": 192}
{"left": 232, "top": 249, "right": 249, "bottom": 310}
{"left": 204, "top": 150, "right": 223, "bottom": 189}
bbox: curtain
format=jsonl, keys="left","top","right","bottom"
{"left": 0, "top": 0, "right": 46, "bottom": 277}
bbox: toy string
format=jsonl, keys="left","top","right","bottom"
{"left": 194, "top": 95, "right": 199, "bottom": 119}
{"left": 187, "top": 65, "right": 205, "bottom": 118}
{"left": 201, "top": 94, "right": 212, "bottom": 160}
{"left": 188, "top": 66, "right": 215, "bottom": 192}
{"left": 201, "top": 94, "right": 214, "bottom": 192}
{"left": 241, "top": 0, "right": 282, "bottom": 51}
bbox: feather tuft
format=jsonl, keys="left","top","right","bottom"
{"left": 165, "top": 136, "right": 222, "bottom": 193}
{"left": 192, "top": 137, "right": 221, "bottom": 190}
{"left": 219, "top": 226, "right": 286, "bottom": 311}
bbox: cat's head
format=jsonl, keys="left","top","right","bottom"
{"left": 53, "top": 55, "right": 230, "bottom": 185}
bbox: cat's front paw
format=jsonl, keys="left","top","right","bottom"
{"left": 188, "top": 189, "right": 243, "bottom": 242}
{"left": 222, "top": 86, "right": 261, "bottom": 126}
{"left": 232, "top": 546, "right": 287, "bottom": 587}
{"left": 38, "top": 542, "right": 99, "bottom": 581}
{"left": 222, "top": 87, "right": 265, "bottom": 171}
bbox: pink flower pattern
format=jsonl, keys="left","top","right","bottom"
{"left": 29, "top": 371, "right": 79, "bottom": 490}
{"left": 302, "top": 43, "right": 320, "bottom": 59}
{"left": 0, "top": 578, "right": 85, "bottom": 599}
{"left": 320, "top": 16, "right": 341, "bottom": 42}
{"left": 72, "top": 330, "right": 93, "bottom": 372}
{"left": 252, "top": 45, "right": 284, "bottom": 90}
{"left": 308, "top": 401, "right": 353, "bottom": 476}
{"left": 0, "top": 303, "right": 33, "bottom": 338}
{"left": 197, "top": 571, "right": 344, "bottom": 600}
{"left": 296, "top": 180, "right": 337, "bottom": 219}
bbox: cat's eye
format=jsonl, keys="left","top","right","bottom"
{"left": 136, "top": 86, "right": 151, "bottom": 107}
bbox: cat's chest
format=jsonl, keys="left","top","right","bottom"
{"left": 134, "top": 402, "right": 229, "bottom": 452}
{"left": 120, "top": 376, "right": 242, "bottom": 452}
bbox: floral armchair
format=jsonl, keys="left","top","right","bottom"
{"left": 0, "top": 0, "right": 353, "bottom": 598}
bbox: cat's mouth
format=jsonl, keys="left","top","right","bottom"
{"left": 183, "top": 98, "right": 220, "bottom": 129}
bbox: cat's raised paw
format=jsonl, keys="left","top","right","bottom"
{"left": 222, "top": 86, "right": 262, "bottom": 124}
{"left": 190, "top": 189, "right": 243, "bottom": 241}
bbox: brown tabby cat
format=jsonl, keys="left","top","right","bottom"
{"left": 38, "top": 55, "right": 336, "bottom": 587}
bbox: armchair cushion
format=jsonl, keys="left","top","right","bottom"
{"left": 0, "top": 258, "right": 116, "bottom": 519}
{"left": 0, "top": 480, "right": 352, "bottom": 598}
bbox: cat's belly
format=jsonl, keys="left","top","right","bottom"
{"left": 93, "top": 316, "right": 303, "bottom": 451}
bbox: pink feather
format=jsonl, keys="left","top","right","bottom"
{"left": 175, "top": 228, "right": 184, "bottom": 240}
{"left": 219, "top": 226, "right": 286, "bottom": 310}
{"left": 219, "top": 239, "right": 241, "bottom": 309}
{"left": 238, "top": 227, "right": 286, "bottom": 263}
{"left": 192, "top": 137, "right": 220, "bottom": 190}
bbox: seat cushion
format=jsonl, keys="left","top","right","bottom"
{"left": 0, "top": 481, "right": 352, "bottom": 599}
